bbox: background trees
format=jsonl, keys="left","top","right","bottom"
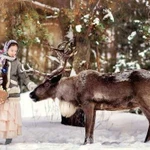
{"left": 1, "top": 0, "right": 150, "bottom": 76}
{"left": 112, "top": 0, "right": 150, "bottom": 71}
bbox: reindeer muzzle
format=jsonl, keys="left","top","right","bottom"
{"left": 30, "top": 91, "right": 38, "bottom": 102}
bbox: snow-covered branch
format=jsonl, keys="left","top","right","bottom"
{"left": 103, "top": 8, "right": 114, "bottom": 22}
{"left": 30, "top": 0, "right": 60, "bottom": 13}
{"left": 12, "top": 0, "right": 60, "bottom": 14}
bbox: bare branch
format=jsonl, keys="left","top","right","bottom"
{"left": 30, "top": 0, "right": 60, "bottom": 13}
{"left": 11, "top": 0, "right": 60, "bottom": 14}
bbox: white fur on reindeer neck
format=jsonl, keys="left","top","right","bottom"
{"left": 58, "top": 99, "right": 77, "bottom": 118}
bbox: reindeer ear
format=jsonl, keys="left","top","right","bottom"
{"left": 50, "top": 74, "right": 62, "bottom": 83}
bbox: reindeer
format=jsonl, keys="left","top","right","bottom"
{"left": 29, "top": 41, "right": 150, "bottom": 144}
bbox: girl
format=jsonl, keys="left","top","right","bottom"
{"left": 0, "top": 40, "right": 36, "bottom": 144}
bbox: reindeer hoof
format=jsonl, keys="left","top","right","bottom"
{"left": 144, "top": 135, "right": 150, "bottom": 143}
{"left": 144, "top": 137, "right": 150, "bottom": 143}
{"left": 83, "top": 137, "right": 93, "bottom": 145}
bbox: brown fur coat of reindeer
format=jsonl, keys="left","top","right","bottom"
{"left": 29, "top": 41, "right": 150, "bottom": 144}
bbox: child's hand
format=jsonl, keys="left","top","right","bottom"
{"left": 27, "top": 82, "right": 37, "bottom": 91}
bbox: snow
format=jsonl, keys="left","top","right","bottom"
{"left": 82, "top": 14, "right": 90, "bottom": 23}
{"left": 127, "top": 31, "right": 137, "bottom": 41}
{"left": 103, "top": 9, "right": 114, "bottom": 22}
{"left": 70, "top": 68, "right": 76, "bottom": 76}
{"left": 31, "top": 1, "right": 60, "bottom": 12}
{"left": 65, "top": 25, "right": 74, "bottom": 41}
{"left": 0, "top": 92, "right": 150, "bottom": 149}
{"left": 75, "top": 25, "right": 82, "bottom": 33}
{"left": 93, "top": 18, "right": 100, "bottom": 25}
{"left": 35, "top": 37, "right": 40, "bottom": 43}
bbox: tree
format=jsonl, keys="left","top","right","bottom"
{"left": 112, "top": 0, "right": 150, "bottom": 71}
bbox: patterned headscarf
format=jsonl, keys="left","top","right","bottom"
{"left": 0, "top": 40, "right": 18, "bottom": 63}
{"left": 3, "top": 40, "right": 18, "bottom": 54}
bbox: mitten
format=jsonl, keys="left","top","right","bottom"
{"left": 27, "top": 82, "right": 37, "bottom": 91}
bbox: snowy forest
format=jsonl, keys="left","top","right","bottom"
{"left": 0, "top": 0, "right": 150, "bottom": 82}
{"left": 0, "top": 0, "right": 150, "bottom": 149}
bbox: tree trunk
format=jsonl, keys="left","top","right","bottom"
{"left": 73, "top": 37, "right": 91, "bottom": 73}
{"left": 61, "top": 38, "right": 91, "bottom": 127}
{"left": 96, "top": 46, "right": 101, "bottom": 72}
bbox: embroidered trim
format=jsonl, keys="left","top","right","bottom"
{"left": 6, "top": 61, "right": 11, "bottom": 89}
{"left": 10, "top": 80, "right": 18, "bottom": 85}
{"left": 8, "top": 97, "right": 20, "bottom": 101}
{"left": 7, "top": 86, "right": 20, "bottom": 94}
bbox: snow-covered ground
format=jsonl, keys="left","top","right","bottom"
{"left": 0, "top": 92, "right": 150, "bottom": 150}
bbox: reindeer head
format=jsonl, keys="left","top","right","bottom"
{"left": 29, "top": 40, "right": 75, "bottom": 102}
{"left": 30, "top": 74, "right": 62, "bottom": 102}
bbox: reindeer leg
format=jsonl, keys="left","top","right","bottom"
{"left": 140, "top": 107, "right": 150, "bottom": 142}
{"left": 82, "top": 103, "right": 96, "bottom": 144}
{"left": 144, "top": 122, "right": 150, "bottom": 142}
{"left": 144, "top": 116, "right": 150, "bottom": 142}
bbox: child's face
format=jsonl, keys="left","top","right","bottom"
{"left": 7, "top": 45, "right": 18, "bottom": 58}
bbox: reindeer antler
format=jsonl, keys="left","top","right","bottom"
{"left": 21, "top": 40, "right": 76, "bottom": 79}
{"left": 20, "top": 63, "right": 51, "bottom": 77}
{"left": 46, "top": 40, "right": 76, "bottom": 79}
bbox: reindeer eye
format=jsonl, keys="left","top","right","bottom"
{"left": 44, "top": 82, "right": 50, "bottom": 88}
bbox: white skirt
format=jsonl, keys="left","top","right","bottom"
{"left": 0, "top": 98, "right": 22, "bottom": 139}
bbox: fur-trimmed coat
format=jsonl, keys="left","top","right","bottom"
{"left": 0, "top": 56, "right": 34, "bottom": 101}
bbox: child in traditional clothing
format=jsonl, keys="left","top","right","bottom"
{"left": 0, "top": 40, "right": 36, "bottom": 144}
